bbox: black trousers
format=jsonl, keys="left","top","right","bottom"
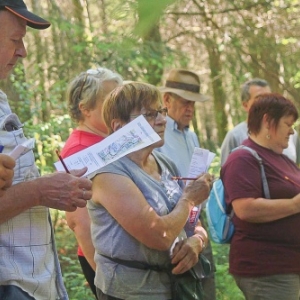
{"left": 96, "top": 288, "right": 123, "bottom": 300}
{"left": 0, "top": 285, "right": 35, "bottom": 300}
{"left": 96, "top": 288, "right": 172, "bottom": 300}
{"left": 78, "top": 255, "right": 98, "bottom": 299}
{"left": 199, "top": 211, "right": 216, "bottom": 300}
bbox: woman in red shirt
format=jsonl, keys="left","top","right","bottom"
{"left": 61, "top": 67, "right": 122, "bottom": 298}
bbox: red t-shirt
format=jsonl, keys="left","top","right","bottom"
{"left": 221, "top": 138, "right": 300, "bottom": 276}
{"left": 61, "top": 129, "right": 104, "bottom": 256}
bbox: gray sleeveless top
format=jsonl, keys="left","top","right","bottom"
{"left": 88, "top": 152, "right": 186, "bottom": 300}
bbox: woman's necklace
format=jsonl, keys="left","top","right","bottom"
{"left": 81, "top": 123, "right": 107, "bottom": 137}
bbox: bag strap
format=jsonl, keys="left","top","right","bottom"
{"left": 231, "top": 145, "right": 270, "bottom": 199}
{"left": 101, "top": 253, "right": 209, "bottom": 281}
{"left": 100, "top": 254, "right": 164, "bottom": 272}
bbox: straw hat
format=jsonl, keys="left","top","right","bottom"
{"left": 159, "top": 69, "right": 209, "bottom": 102}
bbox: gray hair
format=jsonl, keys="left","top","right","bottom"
{"left": 67, "top": 67, "right": 123, "bottom": 122}
{"left": 240, "top": 78, "right": 269, "bottom": 102}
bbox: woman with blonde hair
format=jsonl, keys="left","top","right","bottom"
{"left": 88, "top": 82, "right": 212, "bottom": 300}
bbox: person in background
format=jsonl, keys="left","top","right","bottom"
{"left": 155, "top": 68, "right": 216, "bottom": 300}
{"left": 220, "top": 78, "right": 300, "bottom": 165}
{"left": 61, "top": 67, "right": 123, "bottom": 298}
{"left": 88, "top": 82, "right": 212, "bottom": 300}
{"left": 0, "top": 1, "right": 92, "bottom": 299}
{"left": 221, "top": 93, "right": 300, "bottom": 300}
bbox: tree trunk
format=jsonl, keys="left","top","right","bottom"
{"left": 205, "top": 41, "right": 227, "bottom": 145}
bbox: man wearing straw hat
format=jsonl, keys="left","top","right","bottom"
{"left": 156, "top": 68, "right": 216, "bottom": 300}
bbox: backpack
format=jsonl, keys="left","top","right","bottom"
{"left": 206, "top": 145, "right": 270, "bottom": 244}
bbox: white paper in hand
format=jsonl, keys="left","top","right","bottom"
{"left": 9, "top": 138, "right": 35, "bottom": 160}
{"left": 184, "top": 147, "right": 216, "bottom": 236}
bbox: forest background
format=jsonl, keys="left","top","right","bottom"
{"left": 1, "top": 0, "right": 300, "bottom": 299}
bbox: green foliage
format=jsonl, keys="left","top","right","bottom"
{"left": 208, "top": 148, "right": 221, "bottom": 177}
{"left": 12, "top": 2, "right": 300, "bottom": 299}
{"left": 90, "top": 34, "right": 182, "bottom": 84}
{"left": 135, "top": 0, "right": 178, "bottom": 36}
{"left": 24, "top": 114, "right": 74, "bottom": 175}
{"left": 211, "top": 241, "right": 244, "bottom": 300}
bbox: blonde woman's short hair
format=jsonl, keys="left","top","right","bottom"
{"left": 103, "top": 82, "right": 162, "bottom": 134}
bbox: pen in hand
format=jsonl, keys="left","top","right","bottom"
{"left": 172, "top": 176, "right": 197, "bottom": 180}
{"left": 55, "top": 150, "right": 70, "bottom": 173}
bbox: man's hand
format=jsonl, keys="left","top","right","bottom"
{"left": 36, "top": 168, "right": 92, "bottom": 211}
{"left": 0, "top": 154, "right": 15, "bottom": 197}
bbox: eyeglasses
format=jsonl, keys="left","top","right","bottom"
{"left": 78, "top": 68, "right": 106, "bottom": 100}
{"left": 131, "top": 107, "right": 168, "bottom": 122}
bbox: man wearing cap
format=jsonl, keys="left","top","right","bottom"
{"left": 0, "top": 1, "right": 93, "bottom": 299}
{"left": 155, "top": 69, "right": 216, "bottom": 300}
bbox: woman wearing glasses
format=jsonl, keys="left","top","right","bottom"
{"left": 87, "top": 82, "right": 212, "bottom": 300}
{"left": 221, "top": 93, "right": 300, "bottom": 300}
{"left": 61, "top": 67, "right": 123, "bottom": 298}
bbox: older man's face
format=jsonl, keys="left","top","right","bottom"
{"left": 0, "top": 10, "right": 27, "bottom": 79}
{"left": 164, "top": 93, "right": 195, "bottom": 131}
{"left": 242, "top": 85, "right": 271, "bottom": 113}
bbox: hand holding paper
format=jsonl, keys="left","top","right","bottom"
{"left": 184, "top": 147, "right": 215, "bottom": 236}
{"left": 8, "top": 138, "right": 35, "bottom": 160}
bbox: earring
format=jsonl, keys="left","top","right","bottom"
{"left": 266, "top": 134, "right": 270, "bottom": 140}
